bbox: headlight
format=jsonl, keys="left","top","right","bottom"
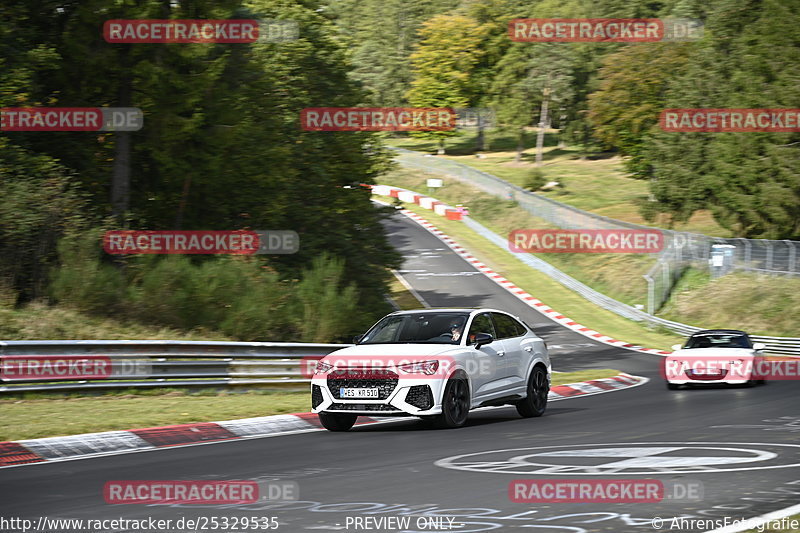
{"left": 314, "top": 361, "right": 334, "bottom": 374}
{"left": 397, "top": 360, "right": 439, "bottom": 375}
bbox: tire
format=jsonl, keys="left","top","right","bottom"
{"left": 666, "top": 382, "right": 679, "bottom": 390}
{"left": 318, "top": 412, "right": 357, "bottom": 432}
{"left": 434, "top": 376, "right": 470, "bottom": 429}
{"left": 516, "top": 366, "right": 549, "bottom": 418}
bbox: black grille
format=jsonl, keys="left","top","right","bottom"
{"left": 329, "top": 403, "right": 401, "bottom": 412}
{"left": 327, "top": 368, "right": 398, "bottom": 400}
{"left": 687, "top": 369, "right": 728, "bottom": 381}
{"left": 405, "top": 385, "right": 434, "bottom": 410}
{"left": 311, "top": 385, "right": 324, "bottom": 409}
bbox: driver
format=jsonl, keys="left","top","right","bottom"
{"left": 447, "top": 318, "right": 466, "bottom": 342}
{"left": 427, "top": 317, "right": 466, "bottom": 342}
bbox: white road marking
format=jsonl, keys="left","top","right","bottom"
{"left": 436, "top": 442, "right": 800, "bottom": 475}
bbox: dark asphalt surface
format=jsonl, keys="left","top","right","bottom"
{"left": 1, "top": 212, "right": 799, "bottom": 533}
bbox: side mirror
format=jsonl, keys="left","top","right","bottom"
{"left": 473, "top": 332, "right": 493, "bottom": 349}
{"left": 671, "top": 344, "right": 683, "bottom": 352}
{"left": 353, "top": 334, "right": 364, "bottom": 344}
{"left": 753, "top": 343, "right": 766, "bottom": 351}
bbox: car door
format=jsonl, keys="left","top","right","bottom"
{"left": 465, "top": 312, "right": 504, "bottom": 402}
{"left": 492, "top": 312, "right": 527, "bottom": 392}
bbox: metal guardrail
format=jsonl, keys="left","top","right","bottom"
{"left": 1, "top": 329, "right": 797, "bottom": 395}
{"left": 0, "top": 341, "right": 349, "bottom": 393}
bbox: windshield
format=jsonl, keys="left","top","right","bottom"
{"left": 684, "top": 333, "right": 752, "bottom": 349}
{"left": 359, "top": 313, "right": 470, "bottom": 345}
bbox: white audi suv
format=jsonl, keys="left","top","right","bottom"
{"left": 310, "top": 308, "right": 551, "bottom": 431}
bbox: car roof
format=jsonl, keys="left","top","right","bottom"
{"left": 387, "top": 308, "right": 508, "bottom": 316}
{"left": 690, "top": 329, "right": 749, "bottom": 336}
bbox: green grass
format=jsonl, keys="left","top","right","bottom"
{"left": 0, "top": 369, "right": 621, "bottom": 441}
{"left": 660, "top": 270, "right": 800, "bottom": 337}
{"left": 382, "top": 166, "right": 798, "bottom": 339}
{"left": 551, "top": 369, "right": 620, "bottom": 383}
{"left": 391, "top": 198, "right": 684, "bottom": 351}
{"left": 382, "top": 168, "right": 655, "bottom": 308}
{"left": 387, "top": 132, "right": 731, "bottom": 237}
{"left": 388, "top": 274, "right": 425, "bottom": 310}
{"left": 0, "top": 389, "right": 310, "bottom": 441}
{"left": 0, "top": 302, "right": 230, "bottom": 340}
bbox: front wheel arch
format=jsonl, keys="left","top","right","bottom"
{"left": 516, "top": 364, "right": 549, "bottom": 418}
{"left": 433, "top": 370, "right": 471, "bottom": 429}
{"left": 440, "top": 368, "right": 471, "bottom": 403}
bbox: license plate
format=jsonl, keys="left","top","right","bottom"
{"left": 340, "top": 388, "right": 379, "bottom": 398}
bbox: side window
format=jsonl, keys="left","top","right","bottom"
{"left": 492, "top": 313, "right": 525, "bottom": 339}
{"left": 467, "top": 313, "right": 496, "bottom": 345}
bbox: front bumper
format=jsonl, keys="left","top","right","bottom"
{"left": 667, "top": 369, "right": 752, "bottom": 385}
{"left": 311, "top": 375, "right": 446, "bottom": 416}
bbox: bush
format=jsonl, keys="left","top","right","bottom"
{"left": 289, "top": 254, "right": 358, "bottom": 342}
{"left": 0, "top": 140, "right": 90, "bottom": 301}
{"left": 49, "top": 231, "right": 126, "bottom": 314}
{"left": 49, "top": 233, "right": 364, "bottom": 342}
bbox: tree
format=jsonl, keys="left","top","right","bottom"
{"left": 406, "top": 13, "right": 487, "bottom": 154}
{"left": 1, "top": 0, "right": 403, "bottom": 328}
{"left": 587, "top": 42, "right": 692, "bottom": 178}
{"left": 490, "top": 42, "right": 577, "bottom": 162}
{"left": 327, "top": 0, "right": 459, "bottom": 106}
{"left": 639, "top": 0, "right": 800, "bottom": 238}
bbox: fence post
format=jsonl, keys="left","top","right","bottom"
{"left": 737, "top": 238, "right": 752, "bottom": 271}
{"left": 644, "top": 273, "right": 655, "bottom": 321}
{"left": 766, "top": 240, "right": 774, "bottom": 273}
{"left": 786, "top": 239, "right": 796, "bottom": 275}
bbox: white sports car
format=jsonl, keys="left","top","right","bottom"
{"left": 311, "top": 308, "right": 551, "bottom": 431}
{"left": 664, "top": 329, "right": 767, "bottom": 389}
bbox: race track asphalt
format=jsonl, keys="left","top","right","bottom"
{"left": 1, "top": 212, "right": 798, "bottom": 533}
